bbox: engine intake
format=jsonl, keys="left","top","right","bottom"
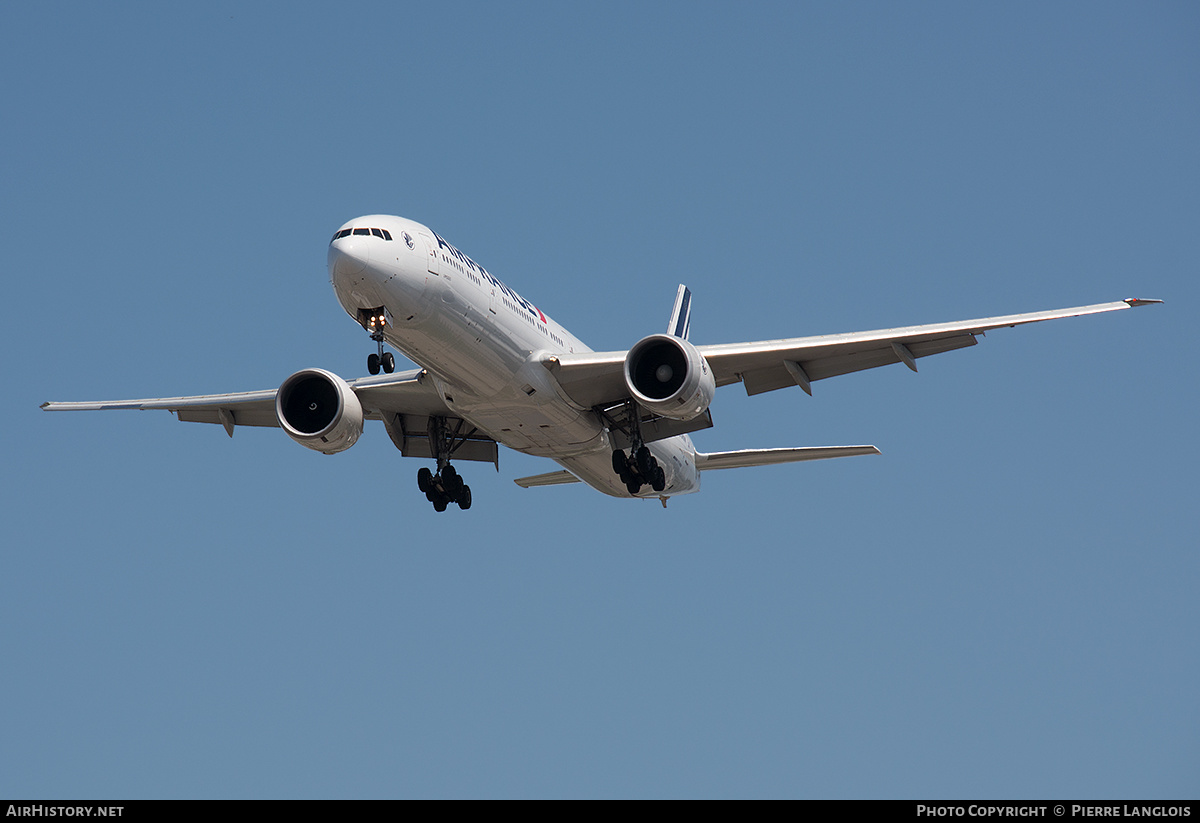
{"left": 275, "top": 368, "right": 364, "bottom": 454}
{"left": 624, "top": 334, "right": 715, "bottom": 421}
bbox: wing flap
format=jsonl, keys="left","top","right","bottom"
{"left": 177, "top": 406, "right": 280, "bottom": 428}
{"left": 380, "top": 413, "right": 499, "bottom": 466}
{"left": 740, "top": 333, "right": 978, "bottom": 395}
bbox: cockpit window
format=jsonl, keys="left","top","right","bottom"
{"left": 330, "top": 227, "right": 396, "bottom": 244}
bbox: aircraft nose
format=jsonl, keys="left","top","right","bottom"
{"left": 327, "top": 235, "right": 371, "bottom": 281}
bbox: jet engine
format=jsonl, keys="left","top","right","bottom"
{"left": 623, "top": 334, "right": 715, "bottom": 421}
{"left": 275, "top": 368, "right": 364, "bottom": 454}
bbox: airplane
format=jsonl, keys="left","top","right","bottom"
{"left": 42, "top": 214, "right": 1162, "bottom": 511}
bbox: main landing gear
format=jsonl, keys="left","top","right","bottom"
{"left": 417, "top": 416, "right": 472, "bottom": 512}
{"left": 612, "top": 445, "right": 666, "bottom": 495}
{"left": 596, "top": 400, "right": 667, "bottom": 497}
{"left": 609, "top": 409, "right": 665, "bottom": 495}
{"left": 417, "top": 464, "right": 472, "bottom": 512}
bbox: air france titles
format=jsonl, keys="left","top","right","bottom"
{"left": 431, "top": 230, "right": 546, "bottom": 324}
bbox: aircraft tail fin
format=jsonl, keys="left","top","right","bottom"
{"left": 666, "top": 284, "right": 692, "bottom": 340}
{"left": 695, "top": 445, "right": 880, "bottom": 471}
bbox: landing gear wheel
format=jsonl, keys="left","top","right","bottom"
{"left": 651, "top": 465, "right": 666, "bottom": 492}
{"left": 636, "top": 446, "right": 656, "bottom": 477}
{"left": 457, "top": 485, "right": 472, "bottom": 510}
{"left": 367, "top": 353, "right": 380, "bottom": 375}
{"left": 611, "top": 449, "right": 627, "bottom": 475}
{"left": 381, "top": 352, "right": 395, "bottom": 373}
{"left": 442, "top": 464, "right": 458, "bottom": 489}
{"left": 626, "top": 479, "right": 642, "bottom": 496}
{"left": 417, "top": 467, "right": 433, "bottom": 493}
{"left": 432, "top": 496, "right": 448, "bottom": 513}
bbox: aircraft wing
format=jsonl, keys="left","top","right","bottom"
{"left": 41, "top": 368, "right": 501, "bottom": 465}
{"left": 696, "top": 445, "right": 881, "bottom": 470}
{"left": 544, "top": 298, "right": 1161, "bottom": 406}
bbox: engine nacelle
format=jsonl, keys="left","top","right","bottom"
{"left": 275, "top": 368, "right": 364, "bottom": 454}
{"left": 623, "top": 334, "right": 715, "bottom": 421}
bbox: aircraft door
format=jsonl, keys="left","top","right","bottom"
{"left": 419, "top": 233, "right": 439, "bottom": 274}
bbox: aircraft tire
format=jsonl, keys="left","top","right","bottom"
{"left": 636, "top": 446, "right": 655, "bottom": 477}
{"left": 417, "top": 467, "right": 433, "bottom": 493}
{"left": 367, "top": 353, "right": 380, "bottom": 375}
{"left": 457, "top": 485, "right": 472, "bottom": 510}
{"left": 652, "top": 466, "right": 666, "bottom": 492}
{"left": 611, "top": 450, "right": 627, "bottom": 475}
{"left": 625, "top": 479, "right": 641, "bottom": 495}
{"left": 433, "top": 496, "right": 448, "bottom": 512}
{"left": 381, "top": 352, "right": 395, "bottom": 373}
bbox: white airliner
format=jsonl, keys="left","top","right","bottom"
{"left": 42, "top": 215, "right": 1162, "bottom": 511}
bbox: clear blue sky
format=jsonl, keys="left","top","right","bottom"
{"left": 2, "top": 1, "right": 1195, "bottom": 799}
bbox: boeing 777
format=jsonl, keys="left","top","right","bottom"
{"left": 42, "top": 215, "right": 1162, "bottom": 511}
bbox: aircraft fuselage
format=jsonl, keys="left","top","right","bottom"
{"left": 327, "top": 214, "right": 701, "bottom": 498}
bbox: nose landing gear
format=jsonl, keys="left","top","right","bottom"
{"left": 367, "top": 345, "right": 395, "bottom": 375}
{"left": 359, "top": 307, "right": 396, "bottom": 375}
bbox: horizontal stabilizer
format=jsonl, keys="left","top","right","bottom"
{"left": 696, "top": 445, "right": 880, "bottom": 471}
{"left": 513, "top": 470, "right": 581, "bottom": 488}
